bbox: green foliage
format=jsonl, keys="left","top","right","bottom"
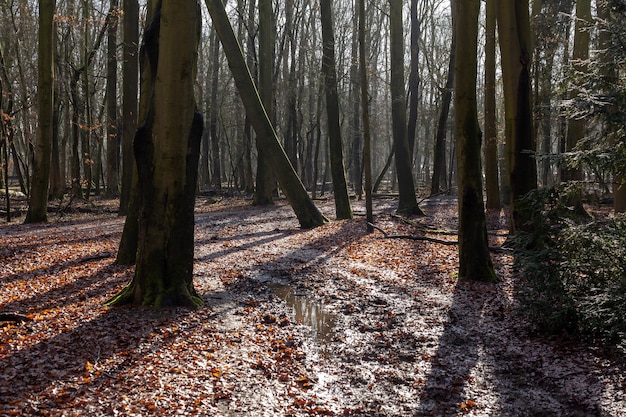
{"left": 558, "top": 1, "right": 626, "bottom": 183}
{"left": 512, "top": 187, "right": 626, "bottom": 351}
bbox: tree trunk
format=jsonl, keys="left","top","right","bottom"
{"left": 497, "top": 0, "right": 538, "bottom": 233}
{"left": 483, "top": 0, "right": 500, "bottom": 209}
{"left": 407, "top": 0, "right": 420, "bottom": 159}
{"left": 430, "top": 30, "right": 455, "bottom": 196}
{"left": 25, "top": 0, "right": 55, "bottom": 223}
{"left": 119, "top": 0, "right": 139, "bottom": 214}
{"left": 389, "top": 0, "right": 423, "bottom": 215}
{"left": 110, "top": 0, "right": 204, "bottom": 307}
{"left": 253, "top": 0, "right": 275, "bottom": 205}
{"left": 105, "top": 0, "right": 120, "bottom": 198}
{"left": 359, "top": 0, "right": 373, "bottom": 232}
{"left": 209, "top": 27, "right": 222, "bottom": 191}
{"left": 455, "top": 0, "right": 497, "bottom": 282}
{"left": 205, "top": 0, "right": 328, "bottom": 228}
{"left": 319, "top": 0, "right": 352, "bottom": 220}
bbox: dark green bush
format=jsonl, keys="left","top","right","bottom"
{"left": 512, "top": 188, "right": 626, "bottom": 352}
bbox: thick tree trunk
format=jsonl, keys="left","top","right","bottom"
{"left": 319, "top": 0, "right": 352, "bottom": 220}
{"left": 389, "top": 0, "right": 423, "bottom": 215}
{"left": 205, "top": 0, "right": 327, "bottom": 228}
{"left": 25, "top": 0, "right": 55, "bottom": 223}
{"left": 497, "top": 0, "right": 538, "bottom": 233}
{"left": 483, "top": 0, "right": 500, "bottom": 209}
{"left": 455, "top": 0, "right": 497, "bottom": 282}
{"left": 110, "top": 0, "right": 204, "bottom": 307}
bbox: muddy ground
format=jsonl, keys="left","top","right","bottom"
{"left": 0, "top": 195, "right": 625, "bottom": 416}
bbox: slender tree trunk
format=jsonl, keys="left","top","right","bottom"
{"left": 407, "top": 0, "right": 420, "bottom": 159}
{"left": 205, "top": 0, "right": 328, "bottom": 228}
{"left": 105, "top": 0, "right": 120, "bottom": 197}
{"left": 254, "top": 0, "right": 275, "bottom": 205}
{"left": 359, "top": 0, "right": 373, "bottom": 232}
{"left": 430, "top": 30, "right": 455, "bottom": 196}
{"left": 562, "top": 0, "right": 591, "bottom": 183}
{"left": 483, "top": 0, "right": 500, "bottom": 209}
{"left": 25, "top": 0, "right": 55, "bottom": 223}
{"left": 209, "top": 27, "right": 222, "bottom": 190}
{"left": 319, "top": 0, "right": 352, "bottom": 220}
{"left": 455, "top": 0, "right": 497, "bottom": 282}
{"left": 389, "top": 0, "right": 423, "bottom": 215}
{"left": 119, "top": 0, "right": 139, "bottom": 214}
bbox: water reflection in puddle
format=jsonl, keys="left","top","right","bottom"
{"left": 268, "top": 283, "right": 336, "bottom": 343}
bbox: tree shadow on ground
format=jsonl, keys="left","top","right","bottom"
{"left": 415, "top": 278, "right": 611, "bottom": 416}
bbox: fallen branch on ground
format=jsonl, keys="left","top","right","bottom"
{"left": 368, "top": 223, "right": 510, "bottom": 253}
{"left": 0, "top": 313, "right": 32, "bottom": 323}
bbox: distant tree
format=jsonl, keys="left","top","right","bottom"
{"left": 358, "top": 0, "right": 373, "bottom": 231}
{"left": 105, "top": 0, "right": 120, "bottom": 198}
{"left": 454, "top": 0, "right": 497, "bottom": 282}
{"left": 109, "top": 0, "right": 204, "bottom": 307}
{"left": 25, "top": 0, "right": 55, "bottom": 224}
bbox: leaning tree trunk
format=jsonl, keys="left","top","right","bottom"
{"left": 109, "top": 0, "right": 204, "bottom": 307}
{"left": 389, "top": 0, "right": 423, "bottom": 215}
{"left": 455, "top": 0, "right": 497, "bottom": 282}
{"left": 319, "top": 0, "right": 352, "bottom": 220}
{"left": 205, "top": 0, "right": 328, "bottom": 228}
{"left": 25, "top": 0, "right": 55, "bottom": 224}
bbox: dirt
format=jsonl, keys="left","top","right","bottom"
{"left": 0, "top": 195, "right": 625, "bottom": 416}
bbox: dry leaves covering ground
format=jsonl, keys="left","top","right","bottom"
{"left": 0, "top": 195, "right": 625, "bottom": 416}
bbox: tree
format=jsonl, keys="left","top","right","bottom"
{"left": 205, "top": 0, "right": 328, "bottom": 228}
{"left": 119, "top": 0, "right": 139, "bottom": 214}
{"left": 319, "top": 0, "right": 352, "bottom": 220}
{"left": 25, "top": 0, "right": 55, "bottom": 224}
{"left": 454, "top": 0, "right": 497, "bottom": 282}
{"left": 109, "top": 0, "right": 204, "bottom": 307}
{"left": 497, "top": 0, "right": 538, "bottom": 233}
{"left": 389, "top": 0, "right": 423, "bottom": 215}
{"left": 430, "top": 19, "right": 455, "bottom": 196}
{"left": 105, "top": 0, "right": 120, "bottom": 198}
{"left": 254, "top": 0, "right": 275, "bottom": 206}
{"left": 359, "top": 0, "right": 373, "bottom": 231}
{"left": 483, "top": 0, "right": 500, "bottom": 209}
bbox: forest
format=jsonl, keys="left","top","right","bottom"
{"left": 1, "top": 0, "right": 626, "bottom": 415}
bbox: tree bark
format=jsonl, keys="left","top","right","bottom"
{"left": 389, "top": 0, "right": 423, "bottom": 215}
{"left": 119, "top": 0, "right": 139, "bottom": 214}
{"left": 205, "top": 0, "right": 328, "bottom": 228}
{"left": 253, "top": 0, "right": 275, "bottom": 205}
{"left": 455, "top": 0, "right": 497, "bottom": 282}
{"left": 483, "top": 0, "right": 500, "bottom": 209}
{"left": 105, "top": 0, "right": 120, "bottom": 198}
{"left": 319, "top": 0, "right": 352, "bottom": 220}
{"left": 497, "top": 0, "right": 538, "bottom": 233}
{"left": 110, "top": 0, "right": 204, "bottom": 307}
{"left": 359, "top": 0, "right": 373, "bottom": 232}
{"left": 25, "top": 0, "right": 55, "bottom": 223}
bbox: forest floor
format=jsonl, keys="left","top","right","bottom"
{"left": 0, "top": 194, "right": 625, "bottom": 416}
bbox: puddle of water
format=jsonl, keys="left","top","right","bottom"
{"left": 268, "top": 283, "right": 336, "bottom": 343}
